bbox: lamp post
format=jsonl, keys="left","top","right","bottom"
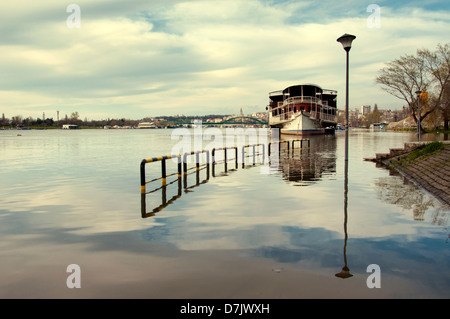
{"left": 335, "top": 34, "right": 355, "bottom": 281}
{"left": 337, "top": 33, "right": 356, "bottom": 163}
{"left": 415, "top": 90, "right": 422, "bottom": 141}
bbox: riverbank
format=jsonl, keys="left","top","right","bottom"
{"left": 366, "top": 141, "right": 450, "bottom": 207}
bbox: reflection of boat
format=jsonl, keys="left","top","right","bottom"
{"left": 273, "top": 135, "right": 337, "bottom": 185}
{"left": 268, "top": 84, "right": 338, "bottom": 135}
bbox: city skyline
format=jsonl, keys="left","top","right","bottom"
{"left": 1, "top": 1, "right": 449, "bottom": 120}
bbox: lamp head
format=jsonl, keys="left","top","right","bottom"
{"left": 337, "top": 33, "right": 356, "bottom": 52}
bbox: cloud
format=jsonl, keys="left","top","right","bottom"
{"left": 0, "top": 1, "right": 449, "bottom": 119}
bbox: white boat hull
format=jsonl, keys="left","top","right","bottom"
{"left": 270, "top": 112, "right": 327, "bottom": 135}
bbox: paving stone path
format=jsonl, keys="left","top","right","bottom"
{"left": 387, "top": 144, "right": 450, "bottom": 207}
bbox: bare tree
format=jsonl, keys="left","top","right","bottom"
{"left": 442, "top": 82, "right": 450, "bottom": 130}
{"left": 376, "top": 44, "right": 450, "bottom": 132}
{"left": 11, "top": 115, "right": 23, "bottom": 127}
{"left": 419, "top": 44, "right": 450, "bottom": 130}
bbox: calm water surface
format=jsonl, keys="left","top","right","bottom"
{"left": 0, "top": 128, "right": 448, "bottom": 298}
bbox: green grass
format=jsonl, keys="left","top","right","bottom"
{"left": 386, "top": 142, "right": 445, "bottom": 170}
{"left": 406, "top": 141, "right": 445, "bottom": 161}
{"left": 423, "top": 128, "right": 450, "bottom": 134}
{"left": 391, "top": 142, "right": 445, "bottom": 169}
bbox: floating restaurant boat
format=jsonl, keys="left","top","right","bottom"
{"left": 268, "top": 84, "right": 338, "bottom": 135}
{"left": 137, "top": 122, "right": 157, "bottom": 129}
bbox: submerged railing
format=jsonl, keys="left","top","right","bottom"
{"left": 183, "top": 150, "right": 210, "bottom": 189}
{"left": 140, "top": 155, "right": 182, "bottom": 194}
{"left": 183, "top": 150, "right": 210, "bottom": 176}
{"left": 211, "top": 146, "right": 238, "bottom": 176}
{"left": 291, "top": 138, "right": 310, "bottom": 150}
{"left": 242, "top": 144, "right": 265, "bottom": 167}
{"left": 268, "top": 140, "right": 289, "bottom": 156}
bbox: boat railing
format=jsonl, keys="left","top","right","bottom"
{"left": 283, "top": 96, "right": 321, "bottom": 106}
{"left": 271, "top": 108, "right": 336, "bottom": 123}
{"left": 269, "top": 90, "right": 283, "bottom": 97}
{"left": 321, "top": 113, "right": 336, "bottom": 122}
{"left": 310, "top": 111, "right": 336, "bottom": 122}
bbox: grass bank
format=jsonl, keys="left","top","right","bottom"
{"left": 388, "top": 141, "right": 445, "bottom": 169}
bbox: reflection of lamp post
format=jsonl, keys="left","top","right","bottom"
{"left": 335, "top": 141, "right": 353, "bottom": 279}
{"left": 337, "top": 34, "right": 356, "bottom": 163}
{"left": 416, "top": 90, "right": 422, "bottom": 141}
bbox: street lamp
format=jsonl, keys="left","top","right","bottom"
{"left": 415, "top": 90, "right": 422, "bottom": 141}
{"left": 337, "top": 33, "right": 356, "bottom": 163}
{"left": 335, "top": 34, "right": 355, "bottom": 281}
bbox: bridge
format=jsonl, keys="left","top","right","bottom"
{"left": 167, "top": 116, "right": 269, "bottom": 127}
{"left": 218, "top": 116, "right": 268, "bottom": 125}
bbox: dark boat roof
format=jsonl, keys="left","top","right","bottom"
{"left": 269, "top": 83, "right": 337, "bottom": 100}
{"left": 269, "top": 84, "right": 337, "bottom": 106}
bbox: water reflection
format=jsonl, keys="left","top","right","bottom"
{"left": 375, "top": 170, "right": 449, "bottom": 226}
{"left": 141, "top": 135, "right": 338, "bottom": 217}
{"left": 141, "top": 166, "right": 211, "bottom": 218}
{"left": 141, "top": 155, "right": 250, "bottom": 218}
{"left": 3, "top": 129, "right": 450, "bottom": 298}
{"left": 272, "top": 135, "right": 337, "bottom": 185}
{"left": 335, "top": 136, "right": 352, "bottom": 279}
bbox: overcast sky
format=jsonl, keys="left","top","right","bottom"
{"left": 1, "top": 0, "right": 449, "bottom": 120}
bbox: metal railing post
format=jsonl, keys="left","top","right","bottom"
{"left": 161, "top": 159, "right": 167, "bottom": 186}
{"left": 140, "top": 154, "right": 182, "bottom": 194}
{"left": 252, "top": 144, "right": 256, "bottom": 165}
{"left": 140, "top": 159, "right": 147, "bottom": 194}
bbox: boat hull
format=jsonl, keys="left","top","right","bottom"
{"left": 270, "top": 112, "right": 333, "bottom": 135}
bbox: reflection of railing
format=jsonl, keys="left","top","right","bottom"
{"left": 141, "top": 181, "right": 182, "bottom": 218}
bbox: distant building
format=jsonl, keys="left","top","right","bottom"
{"left": 361, "top": 105, "right": 371, "bottom": 115}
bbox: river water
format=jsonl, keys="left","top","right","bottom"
{"left": 0, "top": 128, "right": 448, "bottom": 298}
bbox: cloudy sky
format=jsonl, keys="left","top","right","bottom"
{"left": 1, "top": 0, "right": 449, "bottom": 120}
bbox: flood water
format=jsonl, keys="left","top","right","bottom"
{"left": 0, "top": 128, "right": 448, "bottom": 299}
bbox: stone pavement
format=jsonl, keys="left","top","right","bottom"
{"left": 384, "top": 143, "right": 450, "bottom": 207}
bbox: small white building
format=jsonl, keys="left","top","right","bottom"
{"left": 62, "top": 124, "right": 79, "bottom": 129}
